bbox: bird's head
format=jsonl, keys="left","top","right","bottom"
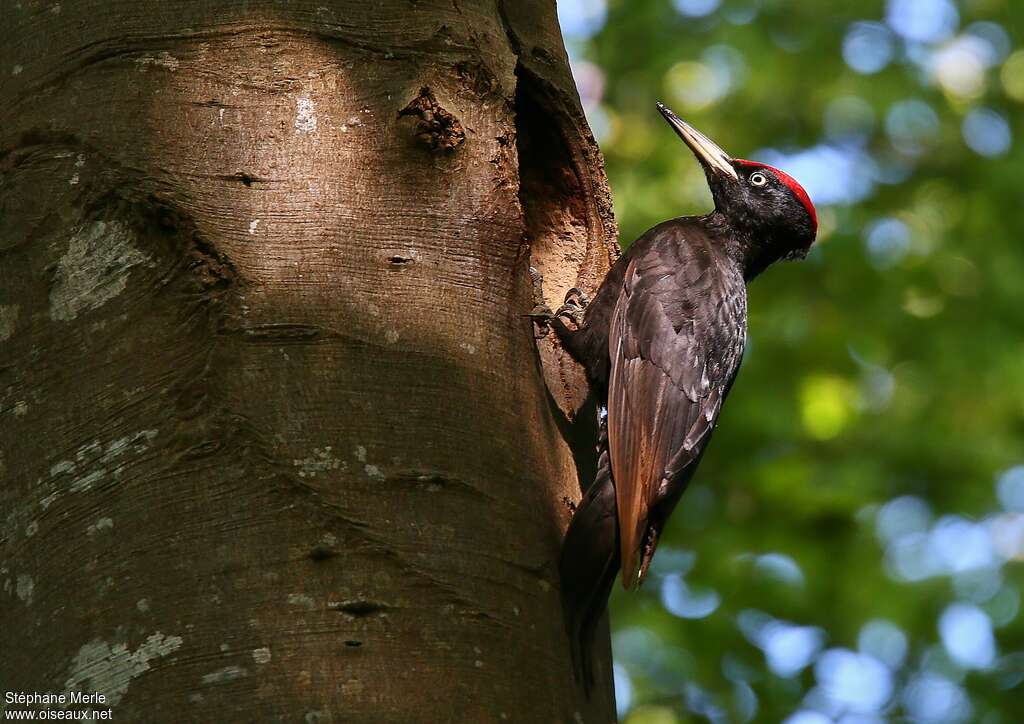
{"left": 656, "top": 102, "right": 817, "bottom": 267}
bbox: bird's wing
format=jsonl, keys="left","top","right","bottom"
{"left": 607, "top": 236, "right": 745, "bottom": 586}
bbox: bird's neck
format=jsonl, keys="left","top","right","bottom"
{"left": 706, "top": 210, "right": 781, "bottom": 282}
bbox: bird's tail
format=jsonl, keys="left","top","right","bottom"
{"left": 558, "top": 420, "right": 620, "bottom": 693}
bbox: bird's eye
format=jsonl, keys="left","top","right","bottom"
{"left": 749, "top": 172, "right": 768, "bottom": 187}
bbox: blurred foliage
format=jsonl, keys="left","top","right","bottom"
{"left": 559, "top": 0, "right": 1024, "bottom": 721}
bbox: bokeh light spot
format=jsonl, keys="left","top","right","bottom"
{"left": 961, "top": 108, "right": 1011, "bottom": 158}
{"left": 930, "top": 515, "right": 996, "bottom": 574}
{"left": 842, "top": 22, "right": 895, "bottom": 75}
{"left": 672, "top": 0, "right": 721, "bottom": 18}
{"left": 800, "top": 375, "right": 856, "bottom": 440}
{"left": 783, "top": 713, "right": 830, "bottom": 724}
{"left": 931, "top": 37, "right": 989, "bottom": 100}
{"left": 702, "top": 44, "right": 747, "bottom": 93}
{"left": 1000, "top": 50, "right": 1024, "bottom": 102}
{"left": 661, "top": 574, "right": 721, "bottom": 619}
{"left": 823, "top": 95, "right": 876, "bottom": 143}
{"left": 814, "top": 648, "right": 893, "bottom": 713}
{"left": 885, "top": 99, "right": 940, "bottom": 156}
{"left": 722, "top": 1, "right": 759, "bottom": 25}
{"left": 952, "top": 566, "right": 1003, "bottom": 604}
{"left": 939, "top": 603, "right": 996, "bottom": 669}
{"left": 614, "top": 663, "right": 633, "bottom": 718}
{"left": 964, "top": 21, "right": 1011, "bottom": 64}
{"left": 902, "top": 674, "right": 972, "bottom": 723}
{"left": 763, "top": 625, "right": 824, "bottom": 678}
{"left": 902, "top": 287, "right": 944, "bottom": 318}
{"left": 997, "top": 466, "right": 1024, "bottom": 512}
{"left": 557, "top": 0, "right": 608, "bottom": 40}
{"left": 858, "top": 619, "right": 908, "bottom": 669}
{"left": 984, "top": 584, "right": 1021, "bottom": 627}
{"left": 994, "top": 652, "right": 1024, "bottom": 690}
{"left": 739, "top": 611, "right": 825, "bottom": 678}
{"left": 876, "top": 495, "right": 932, "bottom": 543}
{"left": 864, "top": 217, "right": 911, "bottom": 269}
{"left": 885, "top": 0, "right": 958, "bottom": 44}
{"left": 571, "top": 60, "right": 606, "bottom": 110}
{"left": 885, "top": 530, "right": 943, "bottom": 581}
{"left": 989, "top": 513, "right": 1024, "bottom": 561}
{"left": 665, "top": 61, "right": 728, "bottom": 111}
{"left": 733, "top": 680, "right": 758, "bottom": 723}
{"left": 754, "top": 553, "right": 805, "bottom": 587}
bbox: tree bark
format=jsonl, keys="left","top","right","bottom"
{"left": 1, "top": 1, "right": 618, "bottom": 721}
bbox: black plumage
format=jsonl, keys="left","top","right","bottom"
{"left": 550, "top": 104, "right": 818, "bottom": 688}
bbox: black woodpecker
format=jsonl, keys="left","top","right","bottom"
{"left": 548, "top": 102, "right": 818, "bottom": 687}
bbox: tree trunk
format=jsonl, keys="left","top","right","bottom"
{"left": 1, "top": 1, "right": 618, "bottom": 721}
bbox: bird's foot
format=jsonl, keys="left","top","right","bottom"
{"left": 527, "top": 270, "right": 588, "bottom": 337}
{"left": 554, "top": 288, "right": 589, "bottom": 330}
{"left": 564, "top": 287, "right": 590, "bottom": 309}
{"left": 528, "top": 305, "right": 554, "bottom": 339}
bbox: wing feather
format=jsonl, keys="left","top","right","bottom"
{"left": 607, "top": 232, "right": 745, "bottom": 587}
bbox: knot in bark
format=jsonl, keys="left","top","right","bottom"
{"left": 399, "top": 87, "right": 465, "bottom": 152}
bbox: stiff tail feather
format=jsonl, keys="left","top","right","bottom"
{"left": 558, "top": 421, "right": 620, "bottom": 693}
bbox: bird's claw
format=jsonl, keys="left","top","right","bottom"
{"left": 554, "top": 287, "right": 589, "bottom": 329}
{"left": 554, "top": 302, "right": 582, "bottom": 326}
{"left": 564, "top": 287, "right": 590, "bottom": 309}
{"left": 528, "top": 304, "right": 554, "bottom": 339}
{"left": 527, "top": 270, "right": 589, "bottom": 337}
